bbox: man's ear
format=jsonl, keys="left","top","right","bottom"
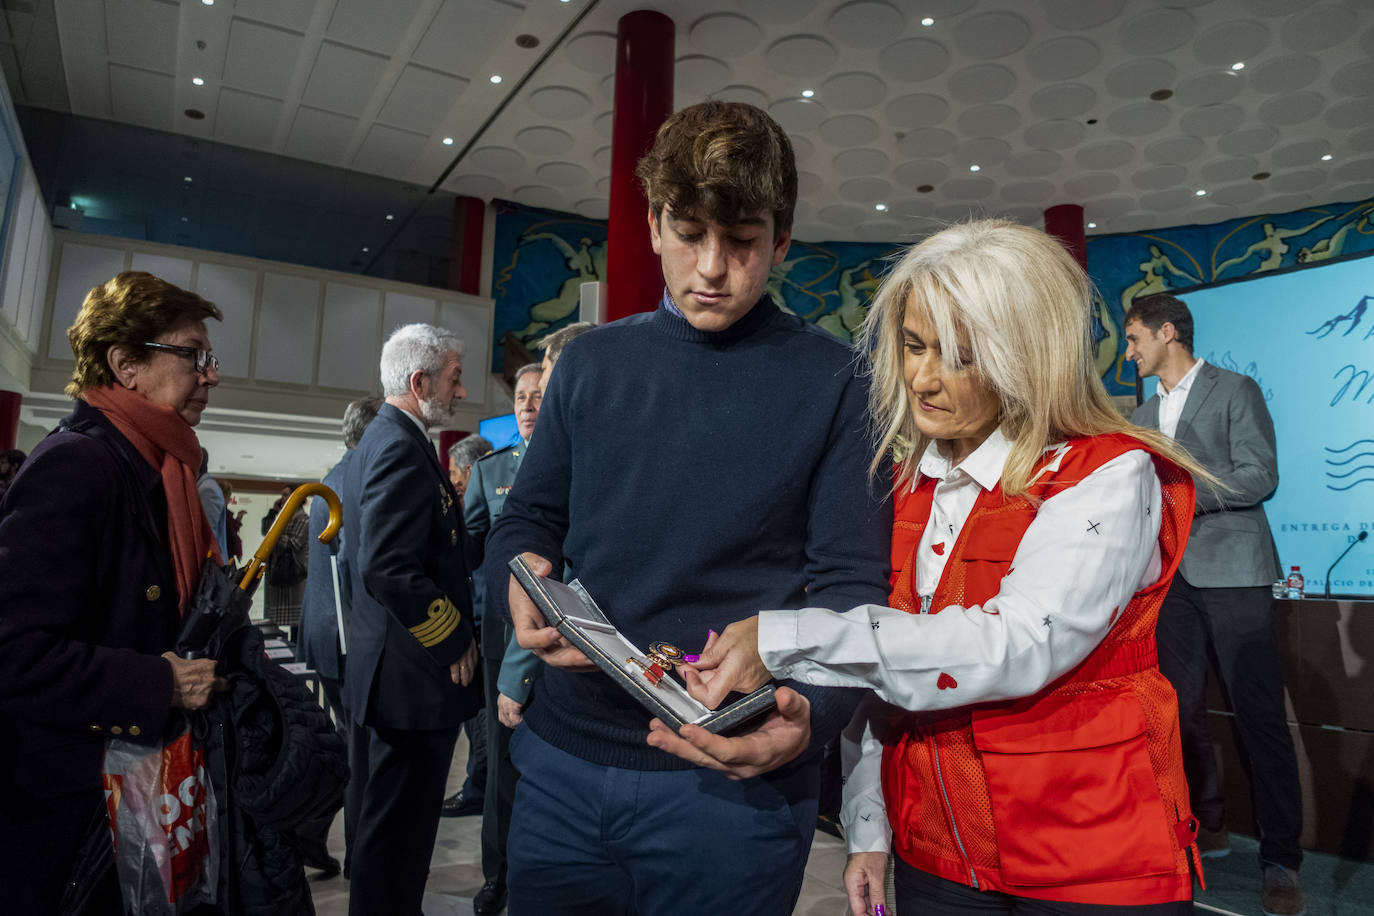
{"left": 1159, "top": 321, "right": 1177, "bottom": 344}
{"left": 106, "top": 345, "right": 139, "bottom": 389}
{"left": 647, "top": 208, "right": 663, "bottom": 255}
{"left": 408, "top": 368, "right": 429, "bottom": 401}
{"left": 771, "top": 226, "right": 793, "bottom": 266}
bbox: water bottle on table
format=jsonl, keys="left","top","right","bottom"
{"left": 1284, "top": 565, "right": 1304, "bottom": 599}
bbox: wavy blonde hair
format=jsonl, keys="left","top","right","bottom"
{"left": 861, "top": 219, "right": 1208, "bottom": 497}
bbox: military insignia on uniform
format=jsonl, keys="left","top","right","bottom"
{"left": 496, "top": 485, "right": 512, "bottom": 496}
{"left": 450, "top": 530, "right": 458, "bottom": 546}
{"left": 409, "top": 596, "right": 461, "bottom": 647}
{"left": 438, "top": 482, "right": 454, "bottom": 517}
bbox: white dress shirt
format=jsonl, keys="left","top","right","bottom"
{"left": 1157, "top": 358, "right": 1204, "bottom": 439}
{"left": 756, "top": 430, "right": 1163, "bottom": 853}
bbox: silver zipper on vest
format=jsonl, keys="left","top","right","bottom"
{"left": 920, "top": 594, "right": 933, "bottom": 614}
{"left": 930, "top": 736, "right": 979, "bottom": 889}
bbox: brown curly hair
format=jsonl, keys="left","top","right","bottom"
{"left": 635, "top": 101, "right": 797, "bottom": 237}
{"left": 66, "top": 271, "right": 223, "bottom": 398}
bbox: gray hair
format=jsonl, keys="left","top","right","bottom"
{"left": 342, "top": 396, "right": 384, "bottom": 449}
{"left": 447, "top": 434, "right": 494, "bottom": 472}
{"left": 536, "top": 321, "right": 596, "bottom": 365}
{"left": 514, "top": 362, "right": 542, "bottom": 385}
{"left": 379, "top": 323, "right": 464, "bottom": 397}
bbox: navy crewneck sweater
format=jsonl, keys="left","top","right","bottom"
{"left": 486, "top": 297, "right": 891, "bottom": 771}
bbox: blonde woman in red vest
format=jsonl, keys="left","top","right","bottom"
{"left": 655, "top": 220, "right": 1213, "bottom": 914}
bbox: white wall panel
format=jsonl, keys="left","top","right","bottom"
{"left": 130, "top": 253, "right": 192, "bottom": 289}
{"left": 439, "top": 300, "right": 489, "bottom": 404}
{"left": 48, "top": 243, "right": 127, "bottom": 358}
{"left": 381, "top": 290, "right": 435, "bottom": 337}
{"left": 195, "top": 263, "right": 257, "bottom": 378}
{"left": 318, "top": 283, "right": 381, "bottom": 390}
{"left": 1, "top": 174, "right": 34, "bottom": 329}
{"left": 256, "top": 272, "right": 320, "bottom": 385}
{"left": 16, "top": 184, "right": 49, "bottom": 347}
{"left": 28, "top": 221, "right": 53, "bottom": 347}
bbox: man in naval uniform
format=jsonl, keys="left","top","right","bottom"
{"left": 460, "top": 361, "right": 542, "bottom": 915}
{"left": 339, "top": 323, "right": 481, "bottom": 916}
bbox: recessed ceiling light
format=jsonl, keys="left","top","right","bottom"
{"left": 442, "top": 137, "right": 454, "bottom": 145}
{"left": 1087, "top": 222, "right": 1097, "bottom": 228}
{"left": 362, "top": 246, "right": 370, "bottom": 253}
{"left": 181, "top": 216, "right": 189, "bottom": 222}
{"left": 192, "top": 77, "right": 204, "bottom": 86}
{"left": 201, "top": 0, "right": 213, "bottom": 5}
{"left": 875, "top": 203, "right": 887, "bottom": 211}
{"left": 1195, "top": 189, "right": 1207, "bottom": 196}
{"left": 1321, "top": 154, "right": 1333, "bottom": 161}
{"left": 385, "top": 213, "right": 394, "bottom": 220}
{"left": 969, "top": 164, "right": 981, "bottom": 172}
{"left": 1231, "top": 62, "right": 1245, "bottom": 70}
{"left": 801, "top": 89, "right": 814, "bottom": 98}
{"left": 921, "top": 17, "right": 935, "bottom": 26}
{"left": 490, "top": 74, "right": 502, "bottom": 84}
{"left": 184, "top": 176, "right": 193, "bottom": 182}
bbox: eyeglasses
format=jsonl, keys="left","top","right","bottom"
{"left": 142, "top": 341, "right": 220, "bottom": 374}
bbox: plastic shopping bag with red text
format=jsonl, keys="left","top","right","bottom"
{"left": 102, "top": 726, "right": 218, "bottom": 914}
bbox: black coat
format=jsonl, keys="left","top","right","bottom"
{"left": 339, "top": 404, "right": 479, "bottom": 730}
{"left": 0, "top": 401, "right": 180, "bottom": 907}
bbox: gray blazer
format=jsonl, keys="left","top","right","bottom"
{"left": 1132, "top": 361, "right": 1283, "bottom": 588}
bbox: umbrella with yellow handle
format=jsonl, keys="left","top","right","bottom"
{"left": 177, "top": 482, "right": 342, "bottom": 658}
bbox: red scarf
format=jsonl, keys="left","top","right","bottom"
{"left": 84, "top": 385, "right": 221, "bottom": 613}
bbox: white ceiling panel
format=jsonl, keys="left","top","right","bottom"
{"left": 303, "top": 41, "right": 389, "bottom": 117}
{"left": 103, "top": 0, "right": 177, "bottom": 73}
{"left": 286, "top": 106, "right": 360, "bottom": 164}
{"left": 213, "top": 88, "right": 285, "bottom": 151}
{"left": 413, "top": 0, "right": 525, "bottom": 79}
{"left": 108, "top": 63, "right": 174, "bottom": 130}
{"left": 327, "top": 0, "right": 424, "bottom": 56}
{"left": 222, "top": 18, "right": 304, "bottom": 101}
{"left": 232, "top": 0, "right": 318, "bottom": 34}
{"left": 26, "top": 0, "right": 1374, "bottom": 241}
{"left": 353, "top": 123, "right": 428, "bottom": 176}
{"left": 379, "top": 65, "right": 470, "bottom": 134}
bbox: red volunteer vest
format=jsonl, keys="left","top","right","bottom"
{"left": 881, "top": 434, "right": 1200, "bottom": 904}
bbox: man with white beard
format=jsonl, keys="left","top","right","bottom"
{"left": 339, "top": 323, "right": 482, "bottom": 916}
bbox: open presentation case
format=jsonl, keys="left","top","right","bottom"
{"left": 508, "top": 556, "right": 776, "bottom": 734}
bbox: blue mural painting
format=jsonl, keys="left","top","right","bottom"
{"left": 490, "top": 200, "right": 608, "bottom": 371}
{"left": 1087, "top": 196, "right": 1374, "bottom": 394}
{"left": 492, "top": 196, "right": 1374, "bottom": 385}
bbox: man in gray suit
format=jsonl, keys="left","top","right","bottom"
{"left": 1126, "top": 293, "right": 1303, "bottom": 916}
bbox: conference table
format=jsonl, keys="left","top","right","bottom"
{"left": 1208, "top": 597, "right": 1374, "bottom": 862}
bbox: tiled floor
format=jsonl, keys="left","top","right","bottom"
{"left": 311, "top": 730, "right": 1374, "bottom": 916}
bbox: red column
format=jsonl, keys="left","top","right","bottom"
{"left": 449, "top": 196, "right": 485, "bottom": 296}
{"left": 606, "top": 10, "right": 674, "bottom": 322}
{"left": 0, "top": 391, "right": 19, "bottom": 451}
{"left": 1044, "top": 204, "right": 1086, "bottom": 270}
{"left": 438, "top": 429, "right": 468, "bottom": 473}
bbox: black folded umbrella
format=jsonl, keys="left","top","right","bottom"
{"left": 177, "top": 483, "right": 342, "bottom": 658}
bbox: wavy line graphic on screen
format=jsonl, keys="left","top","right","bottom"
{"left": 1205, "top": 351, "right": 1273, "bottom": 401}
{"left": 1330, "top": 364, "right": 1374, "bottom": 407}
{"left": 1324, "top": 440, "right": 1374, "bottom": 492}
{"left": 1308, "top": 296, "right": 1373, "bottom": 340}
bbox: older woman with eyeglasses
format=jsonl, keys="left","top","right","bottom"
{"left": 0, "top": 271, "right": 227, "bottom": 914}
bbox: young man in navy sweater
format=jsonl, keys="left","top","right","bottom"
{"left": 484, "top": 101, "right": 890, "bottom": 915}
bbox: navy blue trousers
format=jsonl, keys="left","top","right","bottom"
{"left": 507, "top": 726, "right": 818, "bottom": 916}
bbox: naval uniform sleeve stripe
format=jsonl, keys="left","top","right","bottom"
{"left": 409, "top": 597, "right": 461, "bottom": 647}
